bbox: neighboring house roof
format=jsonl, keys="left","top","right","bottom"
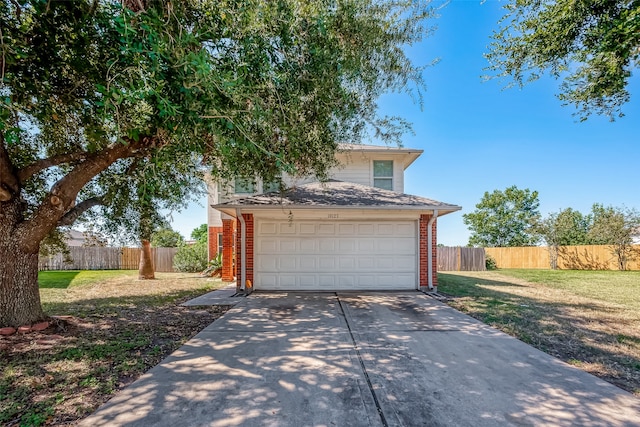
{"left": 213, "top": 180, "right": 461, "bottom": 216}
{"left": 66, "top": 229, "right": 87, "bottom": 247}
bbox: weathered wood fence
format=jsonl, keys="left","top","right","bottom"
{"left": 485, "top": 245, "right": 640, "bottom": 270}
{"left": 438, "top": 247, "right": 486, "bottom": 271}
{"left": 38, "top": 247, "right": 178, "bottom": 272}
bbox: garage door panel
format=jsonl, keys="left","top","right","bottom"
{"left": 338, "top": 257, "right": 355, "bottom": 269}
{"left": 358, "top": 239, "right": 375, "bottom": 252}
{"left": 279, "top": 257, "right": 297, "bottom": 270}
{"left": 338, "top": 223, "right": 356, "bottom": 235}
{"left": 318, "top": 275, "right": 336, "bottom": 286}
{"left": 319, "top": 240, "right": 335, "bottom": 251}
{"left": 261, "top": 222, "right": 278, "bottom": 234}
{"left": 338, "top": 240, "right": 355, "bottom": 252}
{"left": 357, "top": 257, "right": 375, "bottom": 269}
{"left": 395, "top": 223, "right": 415, "bottom": 236}
{"left": 318, "top": 257, "right": 336, "bottom": 270}
{"left": 260, "top": 240, "right": 278, "bottom": 253}
{"left": 358, "top": 223, "right": 375, "bottom": 235}
{"left": 318, "top": 223, "right": 336, "bottom": 234}
{"left": 256, "top": 220, "right": 417, "bottom": 290}
{"left": 299, "top": 257, "right": 317, "bottom": 270}
{"left": 300, "top": 239, "right": 317, "bottom": 252}
{"left": 279, "top": 240, "right": 297, "bottom": 252}
{"left": 259, "top": 257, "right": 278, "bottom": 271}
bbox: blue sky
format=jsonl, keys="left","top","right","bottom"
{"left": 170, "top": 0, "right": 639, "bottom": 246}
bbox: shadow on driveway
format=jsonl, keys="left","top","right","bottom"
{"left": 80, "top": 292, "right": 640, "bottom": 426}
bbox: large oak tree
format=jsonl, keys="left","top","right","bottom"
{"left": 0, "top": 0, "right": 435, "bottom": 327}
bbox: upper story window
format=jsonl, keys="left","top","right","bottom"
{"left": 234, "top": 177, "right": 255, "bottom": 194}
{"left": 262, "top": 177, "right": 281, "bottom": 193}
{"left": 373, "top": 160, "right": 393, "bottom": 190}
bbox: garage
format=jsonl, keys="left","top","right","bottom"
{"left": 212, "top": 180, "right": 461, "bottom": 292}
{"left": 255, "top": 219, "right": 417, "bottom": 290}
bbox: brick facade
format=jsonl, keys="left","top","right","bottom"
{"left": 207, "top": 226, "right": 223, "bottom": 259}
{"left": 419, "top": 214, "right": 438, "bottom": 289}
{"left": 221, "top": 219, "right": 235, "bottom": 282}
{"left": 235, "top": 213, "right": 254, "bottom": 292}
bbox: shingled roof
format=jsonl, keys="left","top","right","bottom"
{"left": 212, "top": 180, "right": 461, "bottom": 214}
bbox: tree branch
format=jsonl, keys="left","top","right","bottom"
{"left": 18, "top": 138, "right": 152, "bottom": 250}
{"left": 18, "top": 151, "right": 90, "bottom": 184}
{"left": 0, "top": 134, "right": 19, "bottom": 202}
{"left": 58, "top": 196, "right": 105, "bottom": 226}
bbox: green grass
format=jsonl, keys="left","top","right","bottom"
{"left": 495, "top": 269, "right": 640, "bottom": 309}
{"left": 438, "top": 270, "right": 640, "bottom": 395}
{"left": 38, "top": 270, "right": 137, "bottom": 289}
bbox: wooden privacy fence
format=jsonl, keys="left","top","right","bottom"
{"left": 485, "top": 245, "right": 640, "bottom": 270}
{"left": 438, "top": 247, "right": 486, "bottom": 271}
{"left": 39, "top": 247, "right": 178, "bottom": 272}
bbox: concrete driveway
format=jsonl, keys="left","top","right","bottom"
{"left": 81, "top": 292, "right": 640, "bottom": 426}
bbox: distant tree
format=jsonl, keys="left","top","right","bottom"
{"left": 534, "top": 208, "right": 590, "bottom": 269}
{"left": 486, "top": 0, "right": 640, "bottom": 120}
{"left": 464, "top": 186, "right": 540, "bottom": 247}
{"left": 191, "top": 224, "right": 208, "bottom": 244}
{"left": 587, "top": 204, "right": 640, "bottom": 270}
{"left": 151, "top": 229, "right": 184, "bottom": 248}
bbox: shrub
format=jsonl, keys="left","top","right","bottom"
{"left": 485, "top": 254, "right": 498, "bottom": 270}
{"left": 173, "top": 242, "right": 208, "bottom": 273}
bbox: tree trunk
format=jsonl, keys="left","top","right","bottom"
{"left": 139, "top": 239, "right": 155, "bottom": 279}
{"left": 0, "top": 241, "right": 45, "bottom": 327}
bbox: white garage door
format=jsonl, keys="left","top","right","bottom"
{"left": 255, "top": 220, "right": 417, "bottom": 290}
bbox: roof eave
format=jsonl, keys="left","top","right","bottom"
{"left": 213, "top": 204, "right": 461, "bottom": 218}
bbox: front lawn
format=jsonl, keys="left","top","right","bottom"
{"left": 0, "top": 270, "right": 229, "bottom": 426}
{"left": 438, "top": 270, "right": 640, "bottom": 396}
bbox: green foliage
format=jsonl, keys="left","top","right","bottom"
{"left": 486, "top": 0, "right": 640, "bottom": 120}
{"left": 534, "top": 208, "right": 591, "bottom": 269}
{"left": 485, "top": 255, "right": 498, "bottom": 270}
{"left": 150, "top": 228, "right": 184, "bottom": 248}
{"left": 587, "top": 204, "right": 640, "bottom": 270}
{"left": 0, "top": 0, "right": 437, "bottom": 325}
{"left": 2, "top": 1, "right": 435, "bottom": 216}
{"left": 536, "top": 208, "right": 591, "bottom": 247}
{"left": 173, "top": 242, "right": 208, "bottom": 273}
{"left": 190, "top": 224, "right": 208, "bottom": 243}
{"left": 463, "top": 186, "right": 541, "bottom": 247}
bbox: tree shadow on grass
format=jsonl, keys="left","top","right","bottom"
{"left": 1, "top": 289, "right": 230, "bottom": 426}
{"left": 438, "top": 272, "right": 640, "bottom": 395}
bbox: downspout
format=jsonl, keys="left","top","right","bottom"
{"left": 236, "top": 208, "right": 247, "bottom": 294}
{"left": 427, "top": 210, "right": 439, "bottom": 291}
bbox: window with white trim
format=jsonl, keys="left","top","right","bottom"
{"left": 263, "top": 177, "right": 281, "bottom": 193}
{"left": 234, "top": 177, "right": 255, "bottom": 194}
{"left": 373, "top": 160, "right": 393, "bottom": 190}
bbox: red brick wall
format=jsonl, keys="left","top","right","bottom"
{"left": 221, "top": 219, "right": 235, "bottom": 282}
{"left": 208, "top": 226, "right": 223, "bottom": 259}
{"left": 235, "top": 213, "right": 254, "bottom": 289}
{"left": 419, "top": 214, "right": 438, "bottom": 288}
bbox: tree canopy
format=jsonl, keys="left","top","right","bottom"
{"left": 190, "top": 224, "right": 208, "bottom": 244}
{"left": 0, "top": 0, "right": 436, "bottom": 327}
{"left": 463, "top": 186, "right": 541, "bottom": 247}
{"left": 486, "top": 0, "right": 640, "bottom": 120}
{"left": 150, "top": 228, "right": 184, "bottom": 248}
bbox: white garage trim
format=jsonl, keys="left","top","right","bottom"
{"left": 255, "top": 219, "right": 417, "bottom": 291}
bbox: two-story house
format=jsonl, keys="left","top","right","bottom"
{"left": 207, "top": 144, "right": 460, "bottom": 293}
